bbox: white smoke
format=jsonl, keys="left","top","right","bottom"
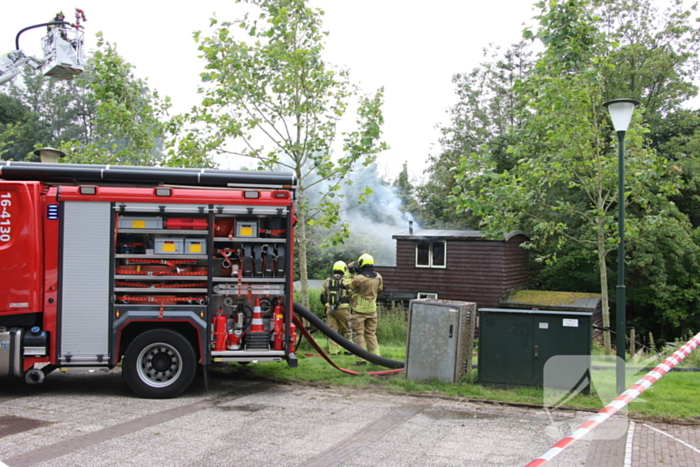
{"left": 267, "top": 154, "right": 417, "bottom": 267}
{"left": 327, "top": 163, "right": 417, "bottom": 266}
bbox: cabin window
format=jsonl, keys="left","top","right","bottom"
{"left": 417, "top": 292, "right": 438, "bottom": 299}
{"left": 415, "top": 239, "right": 446, "bottom": 268}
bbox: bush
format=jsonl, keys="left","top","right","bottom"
{"left": 376, "top": 303, "right": 407, "bottom": 345}
{"left": 293, "top": 287, "right": 408, "bottom": 347}
{"left": 293, "top": 286, "right": 325, "bottom": 321}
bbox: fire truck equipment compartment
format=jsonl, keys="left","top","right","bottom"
{"left": 60, "top": 201, "right": 111, "bottom": 364}
{"left": 214, "top": 218, "right": 235, "bottom": 236}
{"left": 118, "top": 216, "right": 163, "bottom": 229}
{"left": 155, "top": 237, "right": 185, "bottom": 254}
{"left": 165, "top": 218, "right": 208, "bottom": 230}
{"left": 0, "top": 161, "right": 297, "bottom": 398}
{"left": 235, "top": 221, "right": 258, "bottom": 238}
{"left": 185, "top": 238, "right": 206, "bottom": 254}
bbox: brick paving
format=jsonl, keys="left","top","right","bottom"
{"left": 583, "top": 418, "right": 700, "bottom": 467}
{"left": 632, "top": 422, "right": 700, "bottom": 466}
{"left": 2, "top": 371, "right": 700, "bottom": 466}
{"left": 298, "top": 400, "right": 433, "bottom": 467}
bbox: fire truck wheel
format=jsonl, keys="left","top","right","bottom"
{"left": 123, "top": 329, "right": 196, "bottom": 399}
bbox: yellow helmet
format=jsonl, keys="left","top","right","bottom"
{"left": 332, "top": 260, "right": 347, "bottom": 274}
{"left": 357, "top": 253, "right": 374, "bottom": 268}
{"left": 56, "top": 11, "right": 65, "bottom": 17}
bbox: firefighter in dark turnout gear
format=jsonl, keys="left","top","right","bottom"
{"left": 47, "top": 11, "right": 68, "bottom": 41}
{"left": 348, "top": 253, "right": 383, "bottom": 365}
{"left": 320, "top": 260, "right": 353, "bottom": 355}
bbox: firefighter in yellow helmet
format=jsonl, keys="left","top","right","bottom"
{"left": 348, "top": 253, "right": 383, "bottom": 365}
{"left": 47, "top": 11, "right": 68, "bottom": 41}
{"left": 320, "top": 260, "right": 353, "bottom": 355}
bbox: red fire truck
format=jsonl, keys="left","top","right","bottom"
{"left": 0, "top": 161, "right": 298, "bottom": 398}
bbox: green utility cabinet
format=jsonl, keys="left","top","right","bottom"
{"left": 478, "top": 308, "right": 593, "bottom": 389}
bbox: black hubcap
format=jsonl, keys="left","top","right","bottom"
{"left": 151, "top": 352, "right": 172, "bottom": 372}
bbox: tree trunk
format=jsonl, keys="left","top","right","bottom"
{"left": 597, "top": 228, "right": 612, "bottom": 354}
{"left": 294, "top": 188, "right": 310, "bottom": 311}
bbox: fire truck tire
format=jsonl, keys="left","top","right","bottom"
{"left": 123, "top": 329, "right": 196, "bottom": 399}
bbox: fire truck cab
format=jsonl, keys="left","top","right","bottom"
{"left": 0, "top": 161, "right": 298, "bottom": 398}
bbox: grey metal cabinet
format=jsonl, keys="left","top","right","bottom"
{"left": 405, "top": 300, "right": 476, "bottom": 383}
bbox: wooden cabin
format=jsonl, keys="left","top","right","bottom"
{"left": 375, "top": 229, "right": 530, "bottom": 309}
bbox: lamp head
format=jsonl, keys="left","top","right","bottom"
{"left": 33, "top": 147, "right": 66, "bottom": 164}
{"left": 603, "top": 99, "right": 640, "bottom": 133}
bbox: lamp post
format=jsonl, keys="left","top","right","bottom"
{"left": 33, "top": 147, "right": 65, "bottom": 164}
{"left": 603, "top": 98, "right": 640, "bottom": 395}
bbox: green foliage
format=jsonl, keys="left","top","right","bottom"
{"left": 0, "top": 33, "right": 204, "bottom": 168}
{"left": 596, "top": 0, "right": 700, "bottom": 120}
{"left": 392, "top": 162, "right": 419, "bottom": 216}
{"left": 225, "top": 341, "right": 700, "bottom": 421}
{"left": 3, "top": 67, "right": 94, "bottom": 161}
{"left": 60, "top": 33, "right": 172, "bottom": 165}
{"left": 418, "top": 43, "right": 532, "bottom": 229}
{"left": 293, "top": 286, "right": 325, "bottom": 320}
{"left": 627, "top": 212, "right": 700, "bottom": 335}
{"left": 442, "top": 0, "right": 700, "bottom": 344}
{"left": 190, "top": 0, "right": 387, "bottom": 308}
{"left": 376, "top": 303, "right": 408, "bottom": 345}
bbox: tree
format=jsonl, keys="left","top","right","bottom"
{"left": 392, "top": 162, "right": 419, "bottom": 216}
{"left": 0, "top": 35, "right": 193, "bottom": 168}
{"left": 452, "top": 0, "right": 684, "bottom": 353}
{"left": 596, "top": 0, "right": 700, "bottom": 123}
{"left": 59, "top": 33, "right": 173, "bottom": 165}
{"left": 2, "top": 67, "right": 93, "bottom": 160}
{"left": 0, "top": 93, "right": 35, "bottom": 161}
{"left": 418, "top": 43, "right": 532, "bottom": 229}
{"left": 191, "top": 0, "right": 387, "bottom": 308}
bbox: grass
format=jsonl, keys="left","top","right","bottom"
{"left": 225, "top": 329, "right": 700, "bottom": 423}
{"left": 265, "top": 294, "right": 700, "bottom": 422}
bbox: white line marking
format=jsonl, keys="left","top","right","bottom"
{"left": 644, "top": 423, "right": 700, "bottom": 455}
{"left": 624, "top": 420, "right": 635, "bottom": 466}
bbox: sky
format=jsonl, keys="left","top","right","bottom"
{"left": 1, "top": 1, "right": 539, "bottom": 181}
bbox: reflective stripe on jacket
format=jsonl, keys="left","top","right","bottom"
{"left": 351, "top": 272, "right": 383, "bottom": 313}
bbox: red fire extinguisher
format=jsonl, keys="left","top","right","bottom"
{"left": 212, "top": 308, "right": 228, "bottom": 351}
{"left": 272, "top": 301, "right": 284, "bottom": 351}
{"left": 289, "top": 312, "right": 297, "bottom": 353}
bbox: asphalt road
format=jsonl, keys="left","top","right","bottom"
{"left": 0, "top": 367, "right": 697, "bottom": 466}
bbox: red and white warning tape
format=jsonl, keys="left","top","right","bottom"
{"left": 525, "top": 331, "right": 700, "bottom": 467}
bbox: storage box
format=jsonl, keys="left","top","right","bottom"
{"left": 236, "top": 220, "right": 258, "bottom": 238}
{"left": 165, "top": 218, "right": 208, "bottom": 230}
{"left": 154, "top": 237, "right": 184, "bottom": 254}
{"left": 185, "top": 238, "right": 207, "bottom": 254}
{"left": 119, "top": 216, "right": 163, "bottom": 229}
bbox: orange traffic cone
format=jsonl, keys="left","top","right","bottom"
{"left": 244, "top": 297, "right": 270, "bottom": 349}
{"left": 250, "top": 297, "right": 265, "bottom": 332}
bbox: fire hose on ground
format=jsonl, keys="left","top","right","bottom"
{"left": 292, "top": 302, "right": 405, "bottom": 370}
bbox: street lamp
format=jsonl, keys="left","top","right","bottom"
{"left": 603, "top": 98, "right": 640, "bottom": 395}
{"left": 33, "top": 147, "right": 65, "bottom": 164}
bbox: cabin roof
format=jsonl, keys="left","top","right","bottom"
{"left": 500, "top": 290, "right": 601, "bottom": 313}
{"left": 392, "top": 229, "right": 529, "bottom": 241}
